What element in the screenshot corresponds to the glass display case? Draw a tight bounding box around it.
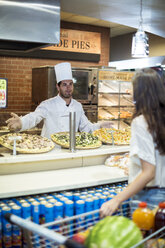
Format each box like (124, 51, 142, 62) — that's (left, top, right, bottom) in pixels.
(98, 69, 134, 129)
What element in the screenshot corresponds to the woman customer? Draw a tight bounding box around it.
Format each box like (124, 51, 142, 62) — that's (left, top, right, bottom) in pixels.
(100, 68, 165, 217)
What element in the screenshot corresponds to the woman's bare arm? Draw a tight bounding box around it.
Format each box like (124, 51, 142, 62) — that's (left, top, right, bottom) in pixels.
(100, 159, 155, 217)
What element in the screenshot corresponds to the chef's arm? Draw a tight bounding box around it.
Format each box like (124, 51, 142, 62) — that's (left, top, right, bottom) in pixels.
(99, 121, 113, 129)
(78, 109, 100, 132)
(20, 113, 42, 131)
(79, 110, 113, 132)
(20, 105, 46, 131)
(6, 103, 47, 132)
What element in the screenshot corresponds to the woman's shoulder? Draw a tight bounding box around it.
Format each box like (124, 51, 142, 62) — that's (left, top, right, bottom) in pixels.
(132, 115, 147, 128)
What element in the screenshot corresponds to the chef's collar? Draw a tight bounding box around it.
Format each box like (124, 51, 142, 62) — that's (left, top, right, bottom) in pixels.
(57, 94, 73, 106)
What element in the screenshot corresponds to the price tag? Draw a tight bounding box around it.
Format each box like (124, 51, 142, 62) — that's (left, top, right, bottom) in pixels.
(0, 78, 8, 108)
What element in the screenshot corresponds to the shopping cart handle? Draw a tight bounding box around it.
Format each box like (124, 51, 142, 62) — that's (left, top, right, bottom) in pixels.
(64, 239, 86, 248)
(5, 213, 86, 247)
(5, 213, 13, 224)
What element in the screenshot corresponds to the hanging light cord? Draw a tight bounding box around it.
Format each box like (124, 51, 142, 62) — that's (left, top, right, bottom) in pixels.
(139, 0, 143, 31)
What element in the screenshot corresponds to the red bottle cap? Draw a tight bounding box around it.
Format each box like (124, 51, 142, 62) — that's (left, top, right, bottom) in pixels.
(139, 202, 147, 208)
(158, 202, 165, 209)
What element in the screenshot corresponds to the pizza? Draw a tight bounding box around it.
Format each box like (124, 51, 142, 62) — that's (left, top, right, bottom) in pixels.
(0, 126, 10, 133)
(0, 126, 41, 135)
(0, 133, 55, 153)
(93, 128, 131, 145)
(51, 132, 102, 149)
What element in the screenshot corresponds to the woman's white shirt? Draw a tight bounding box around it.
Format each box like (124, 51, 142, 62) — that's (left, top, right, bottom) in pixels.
(129, 115, 165, 187)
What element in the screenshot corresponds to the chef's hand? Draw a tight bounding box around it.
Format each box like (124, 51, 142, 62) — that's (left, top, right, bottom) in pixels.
(6, 113, 22, 131)
(124, 167, 129, 176)
(100, 121, 113, 129)
(100, 198, 120, 218)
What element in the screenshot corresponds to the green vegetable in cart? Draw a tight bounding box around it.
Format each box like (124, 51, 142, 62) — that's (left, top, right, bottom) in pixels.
(85, 215, 143, 248)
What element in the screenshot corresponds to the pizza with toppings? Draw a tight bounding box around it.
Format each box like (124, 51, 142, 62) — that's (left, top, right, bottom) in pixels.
(93, 128, 131, 145)
(0, 126, 41, 135)
(51, 132, 102, 149)
(0, 133, 55, 153)
(0, 126, 10, 133)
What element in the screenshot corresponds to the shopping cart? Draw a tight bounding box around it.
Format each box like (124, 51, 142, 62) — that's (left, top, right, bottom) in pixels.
(5, 200, 165, 248)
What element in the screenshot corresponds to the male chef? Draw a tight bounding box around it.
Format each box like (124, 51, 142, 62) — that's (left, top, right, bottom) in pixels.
(6, 62, 112, 139)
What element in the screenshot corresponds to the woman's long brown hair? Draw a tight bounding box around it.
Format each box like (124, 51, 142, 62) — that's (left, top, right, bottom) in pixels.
(132, 68, 165, 154)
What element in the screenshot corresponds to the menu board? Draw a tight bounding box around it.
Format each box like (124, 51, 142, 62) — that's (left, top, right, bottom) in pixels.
(99, 71, 134, 82)
(0, 78, 8, 108)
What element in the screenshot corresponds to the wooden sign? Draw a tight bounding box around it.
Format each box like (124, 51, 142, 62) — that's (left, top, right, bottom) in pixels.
(99, 71, 134, 82)
(42, 29, 101, 54)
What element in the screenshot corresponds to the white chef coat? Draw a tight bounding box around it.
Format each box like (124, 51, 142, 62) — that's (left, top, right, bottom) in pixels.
(129, 115, 165, 187)
(21, 95, 100, 139)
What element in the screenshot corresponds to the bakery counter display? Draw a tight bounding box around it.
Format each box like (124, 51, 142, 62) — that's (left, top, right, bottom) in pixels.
(0, 138, 129, 176)
(119, 110, 132, 119)
(107, 120, 129, 130)
(98, 90, 134, 128)
(98, 108, 115, 120)
(0, 164, 128, 199)
(98, 109, 131, 130)
(98, 94, 119, 107)
(98, 70, 134, 129)
(120, 93, 133, 105)
(98, 107, 128, 121)
(99, 80, 119, 93)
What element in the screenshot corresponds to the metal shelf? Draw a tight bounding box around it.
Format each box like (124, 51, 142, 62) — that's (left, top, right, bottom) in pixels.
(99, 92, 131, 95)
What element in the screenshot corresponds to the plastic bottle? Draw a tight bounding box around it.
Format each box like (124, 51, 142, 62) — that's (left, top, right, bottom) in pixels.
(154, 202, 165, 231)
(132, 202, 154, 237)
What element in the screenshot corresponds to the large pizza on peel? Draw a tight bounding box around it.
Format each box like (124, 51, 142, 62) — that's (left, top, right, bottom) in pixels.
(51, 132, 102, 149)
(93, 128, 131, 145)
(0, 133, 55, 153)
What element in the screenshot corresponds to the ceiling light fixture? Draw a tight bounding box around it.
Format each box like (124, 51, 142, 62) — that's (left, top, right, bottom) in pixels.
(131, 0, 149, 58)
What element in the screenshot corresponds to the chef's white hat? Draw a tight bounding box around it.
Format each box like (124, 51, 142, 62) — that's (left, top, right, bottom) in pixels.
(54, 62, 73, 84)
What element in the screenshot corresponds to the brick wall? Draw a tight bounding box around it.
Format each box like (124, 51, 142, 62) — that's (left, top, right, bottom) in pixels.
(0, 22, 110, 121)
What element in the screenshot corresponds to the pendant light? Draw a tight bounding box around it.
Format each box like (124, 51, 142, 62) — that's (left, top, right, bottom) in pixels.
(131, 0, 149, 57)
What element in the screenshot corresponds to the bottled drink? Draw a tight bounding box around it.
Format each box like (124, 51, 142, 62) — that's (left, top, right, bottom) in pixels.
(132, 202, 154, 237)
(154, 202, 165, 231)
